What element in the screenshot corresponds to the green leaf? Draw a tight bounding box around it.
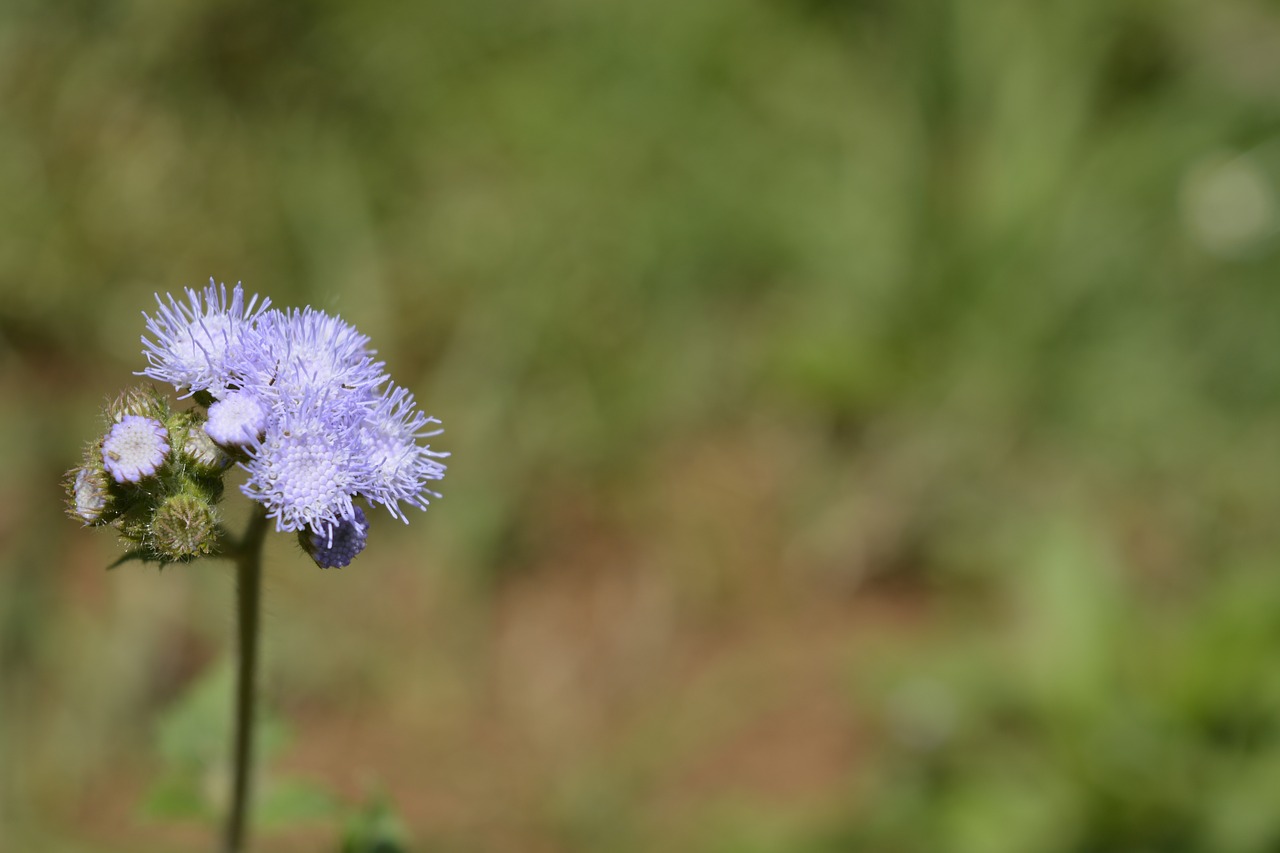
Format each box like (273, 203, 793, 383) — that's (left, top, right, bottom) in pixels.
(155, 660, 291, 770)
(142, 773, 213, 821)
(257, 778, 339, 827)
(156, 662, 235, 769)
(342, 796, 411, 853)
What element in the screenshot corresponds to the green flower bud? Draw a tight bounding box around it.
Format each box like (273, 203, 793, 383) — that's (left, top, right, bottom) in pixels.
(174, 412, 233, 475)
(64, 438, 120, 525)
(72, 384, 235, 568)
(106, 384, 169, 424)
(65, 463, 111, 525)
(150, 493, 220, 561)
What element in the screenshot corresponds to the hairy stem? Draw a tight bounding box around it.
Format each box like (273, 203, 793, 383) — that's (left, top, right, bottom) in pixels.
(223, 506, 269, 853)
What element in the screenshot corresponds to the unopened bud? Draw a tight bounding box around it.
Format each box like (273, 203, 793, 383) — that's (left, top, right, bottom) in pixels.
(177, 413, 232, 474)
(300, 507, 369, 569)
(151, 493, 219, 561)
(106, 385, 169, 424)
(65, 465, 111, 525)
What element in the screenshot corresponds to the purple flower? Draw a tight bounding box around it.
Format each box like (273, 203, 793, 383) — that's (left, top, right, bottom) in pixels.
(140, 279, 270, 396)
(358, 384, 447, 520)
(141, 281, 449, 565)
(205, 391, 269, 447)
(102, 415, 170, 483)
(252, 307, 386, 399)
(302, 506, 369, 568)
(239, 390, 365, 536)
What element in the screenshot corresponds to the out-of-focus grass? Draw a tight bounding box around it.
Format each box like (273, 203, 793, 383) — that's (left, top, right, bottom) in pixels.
(4, 0, 1280, 850)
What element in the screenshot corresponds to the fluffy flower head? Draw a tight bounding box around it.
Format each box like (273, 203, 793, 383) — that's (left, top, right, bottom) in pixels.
(139, 280, 448, 566)
(253, 307, 386, 399)
(205, 391, 269, 447)
(358, 385, 447, 519)
(141, 279, 270, 396)
(239, 392, 364, 537)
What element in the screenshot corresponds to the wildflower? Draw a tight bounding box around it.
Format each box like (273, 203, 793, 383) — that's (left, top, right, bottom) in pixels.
(240, 391, 364, 538)
(358, 385, 447, 520)
(135, 280, 447, 566)
(102, 415, 170, 483)
(301, 506, 369, 568)
(205, 391, 269, 448)
(140, 279, 270, 396)
(70, 279, 447, 853)
(252, 306, 385, 398)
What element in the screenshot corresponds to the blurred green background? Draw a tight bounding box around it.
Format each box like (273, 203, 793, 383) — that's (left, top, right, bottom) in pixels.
(4, 0, 1280, 850)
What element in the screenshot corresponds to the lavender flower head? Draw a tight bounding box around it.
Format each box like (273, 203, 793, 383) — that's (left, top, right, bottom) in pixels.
(102, 415, 170, 483)
(205, 391, 269, 447)
(141, 281, 271, 397)
(140, 280, 448, 559)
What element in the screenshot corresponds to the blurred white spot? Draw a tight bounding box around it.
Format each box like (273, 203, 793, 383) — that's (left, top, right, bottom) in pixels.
(1180, 150, 1277, 256)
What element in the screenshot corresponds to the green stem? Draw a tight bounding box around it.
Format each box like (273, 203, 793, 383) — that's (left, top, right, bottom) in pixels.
(223, 506, 269, 853)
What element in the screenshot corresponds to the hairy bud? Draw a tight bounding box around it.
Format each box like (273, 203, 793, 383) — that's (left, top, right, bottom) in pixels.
(106, 384, 169, 424)
(151, 493, 220, 561)
(65, 464, 111, 525)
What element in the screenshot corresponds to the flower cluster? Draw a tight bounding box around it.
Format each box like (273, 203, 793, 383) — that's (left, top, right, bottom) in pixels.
(65, 279, 447, 570)
(140, 280, 448, 566)
(64, 386, 229, 564)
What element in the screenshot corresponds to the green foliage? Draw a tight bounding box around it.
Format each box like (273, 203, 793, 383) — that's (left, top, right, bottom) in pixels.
(841, 518, 1280, 853)
(8, 0, 1280, 849)
(144, 660, 290, 823)
(143, 661, 407, 848)
(341, 796, 410, 853)
(258, 779, 340, 828)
